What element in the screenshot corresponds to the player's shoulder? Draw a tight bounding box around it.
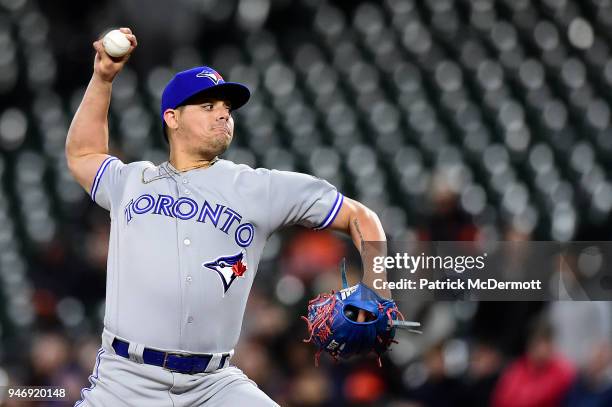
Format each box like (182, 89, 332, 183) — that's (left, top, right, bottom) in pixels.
(117, 159, 158, 172)
(122, 159, 157, 169)
(217, 158, 273, 178)
(218, 159, 323, 183)
(111, 158, 161, 180)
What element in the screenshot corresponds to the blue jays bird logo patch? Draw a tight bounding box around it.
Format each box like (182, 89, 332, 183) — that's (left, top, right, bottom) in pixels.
(203, 252, 247, 294)
(196, 69, 224, 84)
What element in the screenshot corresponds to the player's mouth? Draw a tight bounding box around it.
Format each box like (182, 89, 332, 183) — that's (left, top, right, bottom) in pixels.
(211, 125, 230, 135)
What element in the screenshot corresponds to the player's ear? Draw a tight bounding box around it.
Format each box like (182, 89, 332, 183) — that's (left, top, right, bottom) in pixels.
(163, 108, 180, 131)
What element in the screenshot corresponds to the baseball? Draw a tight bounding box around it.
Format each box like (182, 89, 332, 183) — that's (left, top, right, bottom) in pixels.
(102, 29, 131, 58)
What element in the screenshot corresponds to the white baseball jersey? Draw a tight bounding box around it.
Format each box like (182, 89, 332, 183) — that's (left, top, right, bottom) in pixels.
(91, 156, 344, 354)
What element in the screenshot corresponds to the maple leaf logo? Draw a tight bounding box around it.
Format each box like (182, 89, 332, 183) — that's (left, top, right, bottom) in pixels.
(232, 260, 247, 277)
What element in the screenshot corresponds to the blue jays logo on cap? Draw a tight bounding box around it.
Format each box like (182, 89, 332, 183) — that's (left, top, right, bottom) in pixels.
(203, 252, 248, 294)
(196, 68, 224, 84)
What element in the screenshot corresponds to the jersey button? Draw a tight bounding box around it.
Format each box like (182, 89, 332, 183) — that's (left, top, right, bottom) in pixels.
(186, 276, 192, 282)
(182, 179, 189, 184)
(183, 238, 191, 246)
(184, 189, 191, 195)
(187, 316, 194, 323)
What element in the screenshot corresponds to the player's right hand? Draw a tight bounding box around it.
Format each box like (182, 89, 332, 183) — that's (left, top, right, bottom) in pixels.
(92, 27, 137, 83)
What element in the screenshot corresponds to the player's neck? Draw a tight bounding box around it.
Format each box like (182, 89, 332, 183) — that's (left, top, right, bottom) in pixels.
(168, 150, 218, 172)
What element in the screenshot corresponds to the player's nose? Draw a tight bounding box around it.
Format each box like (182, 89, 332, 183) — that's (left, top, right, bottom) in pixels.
(214, 105, 230, 121)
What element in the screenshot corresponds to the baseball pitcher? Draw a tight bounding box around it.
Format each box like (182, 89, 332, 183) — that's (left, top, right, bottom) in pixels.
(66, 28, 399, 406)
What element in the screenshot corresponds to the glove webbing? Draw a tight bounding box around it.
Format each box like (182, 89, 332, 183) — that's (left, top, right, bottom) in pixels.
(301, 292, 338, 366)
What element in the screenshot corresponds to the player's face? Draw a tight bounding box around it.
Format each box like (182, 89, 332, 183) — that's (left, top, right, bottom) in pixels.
(176, 96, 234, 157)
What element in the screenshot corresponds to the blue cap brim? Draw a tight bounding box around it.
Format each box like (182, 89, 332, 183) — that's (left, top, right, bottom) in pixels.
(179, 82, 250, 111)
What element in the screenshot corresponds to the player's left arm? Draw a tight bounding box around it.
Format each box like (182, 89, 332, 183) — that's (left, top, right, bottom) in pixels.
(328, 197, 391, 298)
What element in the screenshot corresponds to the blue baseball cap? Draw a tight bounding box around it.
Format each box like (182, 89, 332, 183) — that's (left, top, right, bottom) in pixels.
(160, 66, 250, 140)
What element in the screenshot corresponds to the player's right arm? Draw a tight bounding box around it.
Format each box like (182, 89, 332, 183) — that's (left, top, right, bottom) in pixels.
(65, 28, 137, 194)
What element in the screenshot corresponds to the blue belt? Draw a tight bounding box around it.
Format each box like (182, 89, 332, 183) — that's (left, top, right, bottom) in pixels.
(111, 338, 230, 374)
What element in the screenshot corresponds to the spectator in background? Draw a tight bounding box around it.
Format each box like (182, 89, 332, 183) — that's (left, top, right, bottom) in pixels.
(281, 229, 347, 282)
(28, 333, 70, 387)
(471, 300, 545, 357)
(404, 341, 463, 407)
(459, 340, 504, 407)
(341, 360, 389, 406)
(421, 172, 478, 242)
(550, 301, 611, 368)
(26, 332, 78, 406)
(287, 366, 334, 407)
(563, 342, 612, 407)
(491, 315, 575, 407)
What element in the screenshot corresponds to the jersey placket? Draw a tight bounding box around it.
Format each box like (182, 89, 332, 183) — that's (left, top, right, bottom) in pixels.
(175, 172, 196, 349)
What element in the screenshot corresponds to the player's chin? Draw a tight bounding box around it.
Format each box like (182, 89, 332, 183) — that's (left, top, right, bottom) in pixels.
(206, 132, 233, 155)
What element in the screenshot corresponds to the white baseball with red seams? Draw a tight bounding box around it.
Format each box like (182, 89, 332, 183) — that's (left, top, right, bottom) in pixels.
(102, 30, 130, 57)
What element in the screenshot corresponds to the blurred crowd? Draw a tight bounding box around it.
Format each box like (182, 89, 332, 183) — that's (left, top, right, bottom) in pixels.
(2, 260, 612, 407)
(1, 169, 612, 407)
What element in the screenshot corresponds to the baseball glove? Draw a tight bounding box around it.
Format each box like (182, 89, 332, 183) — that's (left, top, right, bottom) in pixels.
(302, 259, 421, 366)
